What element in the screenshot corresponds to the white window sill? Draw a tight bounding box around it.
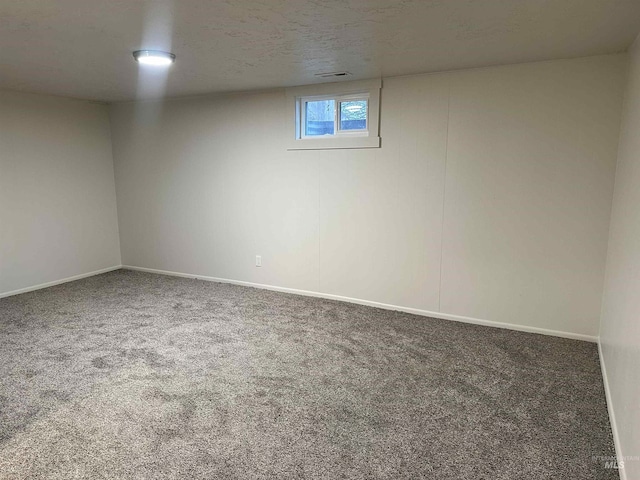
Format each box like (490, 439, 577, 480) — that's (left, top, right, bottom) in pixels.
(287, 135, 380, 150)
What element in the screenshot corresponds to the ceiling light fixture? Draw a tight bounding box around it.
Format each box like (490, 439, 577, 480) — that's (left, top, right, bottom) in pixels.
(133, 50, 175, 66)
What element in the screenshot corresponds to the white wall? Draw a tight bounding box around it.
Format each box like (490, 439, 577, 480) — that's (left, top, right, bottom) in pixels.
(600, 36, 640, 480)
(441, 58, 626, 336)
(0, 91, 121, 296)
(109, 54, 627, 339)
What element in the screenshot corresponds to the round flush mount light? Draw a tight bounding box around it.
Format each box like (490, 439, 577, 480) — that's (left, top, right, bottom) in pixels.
(132, 50, 175, 66)
(344, 104, 363, 113)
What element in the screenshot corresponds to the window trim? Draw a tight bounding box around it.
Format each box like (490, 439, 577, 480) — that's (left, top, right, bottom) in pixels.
(286, 78, 381, 150)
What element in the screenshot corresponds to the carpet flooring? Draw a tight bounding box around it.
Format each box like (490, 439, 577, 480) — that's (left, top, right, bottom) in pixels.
(0, 270, 618, 479)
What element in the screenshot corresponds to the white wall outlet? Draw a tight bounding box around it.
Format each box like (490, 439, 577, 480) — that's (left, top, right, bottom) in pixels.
(255, 255, 262, 267)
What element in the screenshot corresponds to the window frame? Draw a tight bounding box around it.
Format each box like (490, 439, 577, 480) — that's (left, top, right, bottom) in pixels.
(286, 78, 381, 150)
(299, 93, 370, 139)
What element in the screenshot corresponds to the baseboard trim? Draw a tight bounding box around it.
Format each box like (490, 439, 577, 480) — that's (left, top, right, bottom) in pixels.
(0, 265, 123, 299)
(122, 265, 597, 343)
(598, 341, 627, 479)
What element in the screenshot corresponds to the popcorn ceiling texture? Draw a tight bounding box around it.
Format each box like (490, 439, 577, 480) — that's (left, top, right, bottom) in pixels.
(0, 270, 617, 479)
(1, 0, 640, 101)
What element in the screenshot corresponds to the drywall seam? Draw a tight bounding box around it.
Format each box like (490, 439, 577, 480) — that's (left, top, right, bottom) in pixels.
(437, 78, 451, 312)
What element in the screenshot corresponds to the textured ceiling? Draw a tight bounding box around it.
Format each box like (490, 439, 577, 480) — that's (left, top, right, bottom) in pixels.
(1, 0, 640, 102)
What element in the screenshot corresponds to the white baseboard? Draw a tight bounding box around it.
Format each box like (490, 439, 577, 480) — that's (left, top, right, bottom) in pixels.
(0, 265, 123, 299)
(122, 265, 597, 343)
(598, 341, 627, 480)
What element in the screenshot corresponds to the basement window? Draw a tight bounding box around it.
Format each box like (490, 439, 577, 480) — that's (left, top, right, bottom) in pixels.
(301, 95, 368, 138)
(286, 79, 381, 150)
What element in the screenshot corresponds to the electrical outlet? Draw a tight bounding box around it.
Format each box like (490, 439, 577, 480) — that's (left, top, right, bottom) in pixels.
(256, 255, 262, 267)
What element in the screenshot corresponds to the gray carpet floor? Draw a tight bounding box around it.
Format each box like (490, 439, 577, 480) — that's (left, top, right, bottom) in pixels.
(0, 270, 618, 479)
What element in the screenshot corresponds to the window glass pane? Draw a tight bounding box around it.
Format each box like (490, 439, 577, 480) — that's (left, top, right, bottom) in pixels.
(305, 100, 335, 136)
(340, 100, 367, 130)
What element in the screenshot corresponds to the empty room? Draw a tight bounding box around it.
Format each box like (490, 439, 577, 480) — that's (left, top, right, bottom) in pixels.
(1, 0, 640, 478)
